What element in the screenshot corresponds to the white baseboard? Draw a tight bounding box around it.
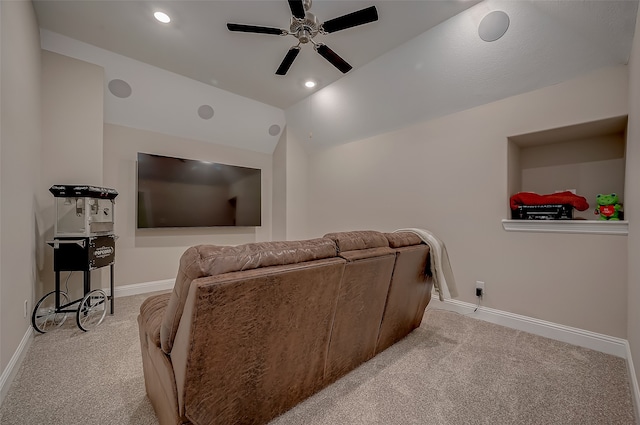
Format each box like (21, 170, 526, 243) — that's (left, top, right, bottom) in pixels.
(0, 326, 33, 406)
(626, 342, 640, 425)
(103, 279, 174, 298)
(428, 297, 628, 358)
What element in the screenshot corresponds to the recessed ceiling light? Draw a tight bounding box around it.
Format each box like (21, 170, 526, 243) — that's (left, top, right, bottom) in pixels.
(305, 81, 316, 88)
(154, 11, 171, 24)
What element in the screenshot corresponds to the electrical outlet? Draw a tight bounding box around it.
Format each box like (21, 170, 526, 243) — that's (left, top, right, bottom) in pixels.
(475, 281, 485, 297)
(24, 300, 28, 318)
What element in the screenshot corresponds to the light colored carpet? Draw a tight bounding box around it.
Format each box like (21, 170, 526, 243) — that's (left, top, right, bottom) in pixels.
(0, 293, 635, 425)
(273, 308, 636, 425)
(0, 292, 161, 425)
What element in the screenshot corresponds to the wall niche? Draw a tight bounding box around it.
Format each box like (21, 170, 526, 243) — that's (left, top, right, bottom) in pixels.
(507, 115, 628, 221)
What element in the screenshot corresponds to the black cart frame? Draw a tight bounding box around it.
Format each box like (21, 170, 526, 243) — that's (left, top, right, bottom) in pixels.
(32, 185, 119, 333)
(32, 236, 116, 333)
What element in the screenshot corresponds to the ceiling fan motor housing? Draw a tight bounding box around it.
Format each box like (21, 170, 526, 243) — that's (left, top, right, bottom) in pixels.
(290, 13, 319, 43)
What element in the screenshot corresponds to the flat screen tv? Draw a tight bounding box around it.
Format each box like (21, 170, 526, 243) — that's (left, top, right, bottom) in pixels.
(136, 153, 261, 228)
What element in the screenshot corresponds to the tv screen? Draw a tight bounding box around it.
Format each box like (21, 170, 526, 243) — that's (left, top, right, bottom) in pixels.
(136, 153, 261, 228)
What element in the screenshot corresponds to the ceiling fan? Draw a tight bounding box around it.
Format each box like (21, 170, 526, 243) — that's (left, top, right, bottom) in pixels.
(227, 0, 379, 75)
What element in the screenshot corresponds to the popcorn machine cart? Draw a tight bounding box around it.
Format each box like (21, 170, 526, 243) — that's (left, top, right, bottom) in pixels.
(32, 185, 118, 333)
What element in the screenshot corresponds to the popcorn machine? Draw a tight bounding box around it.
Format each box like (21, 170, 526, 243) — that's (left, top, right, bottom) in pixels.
(32, 185, 118, 332)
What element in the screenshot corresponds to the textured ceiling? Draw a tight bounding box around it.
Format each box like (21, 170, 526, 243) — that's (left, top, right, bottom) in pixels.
(285, 0, 639, 149)
(33, 0, 480, 109)
(34, 0, 639, 153)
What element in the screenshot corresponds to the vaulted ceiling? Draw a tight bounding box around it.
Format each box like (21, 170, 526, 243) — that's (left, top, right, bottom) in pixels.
(33, 0, 639, 152)
(34, 0, 481, 109)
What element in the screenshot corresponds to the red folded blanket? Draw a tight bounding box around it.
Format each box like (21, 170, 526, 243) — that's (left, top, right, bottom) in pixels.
(510, 191, 590, 211)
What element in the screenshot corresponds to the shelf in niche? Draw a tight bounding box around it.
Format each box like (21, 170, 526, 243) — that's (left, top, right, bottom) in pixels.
(502, 219, 628, 235)
(506, 115, 629, 236)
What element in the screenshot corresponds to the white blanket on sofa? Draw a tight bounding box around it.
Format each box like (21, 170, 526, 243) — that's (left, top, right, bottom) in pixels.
(393, 228, 458, 301)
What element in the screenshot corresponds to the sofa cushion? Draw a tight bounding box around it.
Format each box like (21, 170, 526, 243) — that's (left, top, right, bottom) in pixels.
(376, 244, 431, 354)
(139, 292, 171, 349)
(339, 247, 395, 262)
(324, 252, 396, 384)
(160, 238, 338, 353)
(385, 232, 423, 248)
(323, 230, 389, 253)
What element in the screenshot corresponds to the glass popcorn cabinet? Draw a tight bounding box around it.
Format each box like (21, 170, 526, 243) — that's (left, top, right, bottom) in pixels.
(32, 185, 119, 333)
(52, 187, 116, 237)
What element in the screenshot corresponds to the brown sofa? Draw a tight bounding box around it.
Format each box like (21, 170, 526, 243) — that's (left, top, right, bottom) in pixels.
(137, 230, 433, 425)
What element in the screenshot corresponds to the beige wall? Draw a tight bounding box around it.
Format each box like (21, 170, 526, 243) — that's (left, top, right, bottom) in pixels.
(270, 129, 309, 242)
(41, 51, 104, 188)
(284, 131, 309, 241)
(272, 132, 287, 241)
(626, 5, 640, 396)
(103, 124, 272, 286)
(0, 0, 41, 385)
(299, 65, 629, 338)
(39, 50, 104, 299)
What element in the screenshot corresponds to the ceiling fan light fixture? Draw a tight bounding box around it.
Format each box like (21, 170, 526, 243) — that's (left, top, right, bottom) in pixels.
(154, 11, 171, 24)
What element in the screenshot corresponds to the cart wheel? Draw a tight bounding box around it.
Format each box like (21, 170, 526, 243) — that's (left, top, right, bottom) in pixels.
(32, 291, 70, 334)
(76, 289, 107, 332)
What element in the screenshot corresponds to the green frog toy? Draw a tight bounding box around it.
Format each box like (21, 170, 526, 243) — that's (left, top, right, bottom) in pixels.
(595, 193, 622, 221)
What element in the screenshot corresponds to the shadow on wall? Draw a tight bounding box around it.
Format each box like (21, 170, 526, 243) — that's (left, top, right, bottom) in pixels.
(133, 227, 259, 248)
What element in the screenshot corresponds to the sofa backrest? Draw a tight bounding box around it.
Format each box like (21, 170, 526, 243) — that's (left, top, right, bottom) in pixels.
(147, 230, 435, 425)
(376, 232, 432, 354)
(171, 257, 347, 425)
(322, 231, 396, 383)
(160, 238, 338, 353)
(324, 230, 389, 252)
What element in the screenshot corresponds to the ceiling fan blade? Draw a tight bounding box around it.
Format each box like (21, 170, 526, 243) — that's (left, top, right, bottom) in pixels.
(322, 6, 378, 33)
(227, 23, 284, 35)
(316, 44, 352, 74)
(276, 47, 301, 75)
(288, 0, 306, 20)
